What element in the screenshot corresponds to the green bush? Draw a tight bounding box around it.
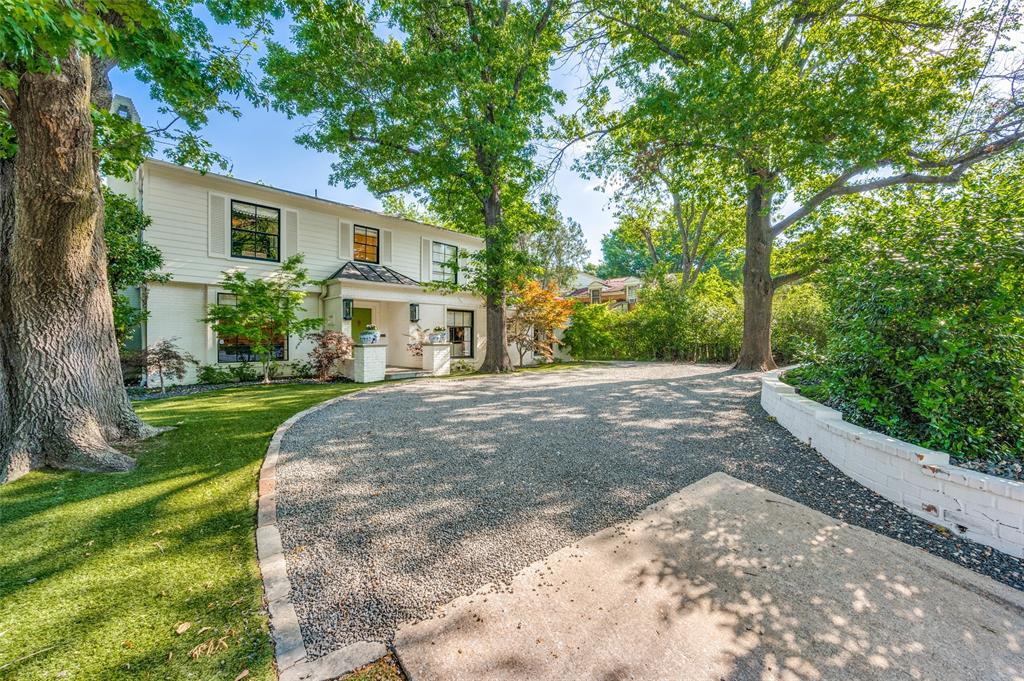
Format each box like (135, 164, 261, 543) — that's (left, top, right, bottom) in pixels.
(562, 269, 744, 362)
(772, 283, 827, 365)
(196, 364, 235, 385)
(562, 301, 621, 359)
(289, 360, 315, 379)
(790, 158, 1024, 461)
(228, 361, 259, 383)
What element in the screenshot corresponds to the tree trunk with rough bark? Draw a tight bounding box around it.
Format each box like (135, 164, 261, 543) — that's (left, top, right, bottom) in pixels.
(734, 177, 778, 372)
(479, 188, 512, 373)
(0, 51, 154, 484)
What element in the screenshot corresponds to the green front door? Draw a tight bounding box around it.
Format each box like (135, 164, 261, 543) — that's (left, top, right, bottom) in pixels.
(352, 307, 373, 339)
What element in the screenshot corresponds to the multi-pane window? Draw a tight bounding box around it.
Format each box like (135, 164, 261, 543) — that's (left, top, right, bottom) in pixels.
(215, 294, 288, 363)
(431, 242, 458, 283)
(590, 288, 602, 304)
(353, 225, 379, 263)
(626, 285, 638, 303)
(231, 200, 280, 262)
(447, 309, 474, 358)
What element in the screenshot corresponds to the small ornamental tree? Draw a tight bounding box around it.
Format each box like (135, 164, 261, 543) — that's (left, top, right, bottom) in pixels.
(144, 339, 197, 393)
(306, 330, 354, 381)
(202, 256, 323, 384)
(506, 281, 574, 367)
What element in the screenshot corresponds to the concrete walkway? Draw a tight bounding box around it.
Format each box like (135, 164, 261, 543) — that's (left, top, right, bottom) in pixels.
(395, 474, 1024, 681)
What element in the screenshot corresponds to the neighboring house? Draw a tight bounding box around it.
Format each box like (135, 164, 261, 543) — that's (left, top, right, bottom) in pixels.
(566, 274, 643, 312)
(107, 158, 516, 384)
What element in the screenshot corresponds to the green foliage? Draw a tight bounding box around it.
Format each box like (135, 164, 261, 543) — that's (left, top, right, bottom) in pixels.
(0, 381, 367, 680)
(771, 284, 827, 365)
(196, 364, 236, 385)
(288, 360, 315, 379)
(596, 226, 663, 278)
(1, 0, 282, 168)
(203, 256, 323, 383)
(561, 301, 621, 359)
(103, 188, 167, 348)
(563, 269, 748, 362)
(263, 0, 571, 302)
(229, 362, 259, 383)
(793, 159, 1024, 461)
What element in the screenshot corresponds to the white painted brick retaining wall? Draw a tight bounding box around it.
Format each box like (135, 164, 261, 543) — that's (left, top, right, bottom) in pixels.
(761, 369, 1024, 558)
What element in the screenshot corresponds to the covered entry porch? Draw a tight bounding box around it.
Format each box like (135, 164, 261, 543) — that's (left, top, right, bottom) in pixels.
(321, 261, 485, 379)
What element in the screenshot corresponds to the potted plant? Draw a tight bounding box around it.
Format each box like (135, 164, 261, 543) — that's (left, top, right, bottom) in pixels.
(429, 326, 447, 343)
(359, 323, 380, 344)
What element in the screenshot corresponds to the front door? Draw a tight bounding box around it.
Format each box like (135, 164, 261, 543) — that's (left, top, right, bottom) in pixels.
(352, 307, 373, 339)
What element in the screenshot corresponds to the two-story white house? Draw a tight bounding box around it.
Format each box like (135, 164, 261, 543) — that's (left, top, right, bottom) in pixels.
(107, 158, 507, 384)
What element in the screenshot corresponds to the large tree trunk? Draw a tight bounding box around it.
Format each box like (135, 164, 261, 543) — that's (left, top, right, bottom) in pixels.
(734, 176, 778, 372)
(0, 50, 155, 484)
(479, 187, 512, 373)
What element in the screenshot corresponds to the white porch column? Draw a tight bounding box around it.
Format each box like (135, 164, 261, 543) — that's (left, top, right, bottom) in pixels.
(352, 343, 387, 383)
(421, 342, 451, 376)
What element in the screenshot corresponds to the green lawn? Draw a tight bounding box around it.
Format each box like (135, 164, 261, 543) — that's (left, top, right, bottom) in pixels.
(0, 382, 367, 680)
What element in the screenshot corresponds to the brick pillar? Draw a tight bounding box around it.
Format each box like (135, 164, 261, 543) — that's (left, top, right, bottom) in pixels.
(352, 343, 387, 383)
(422, 343, 451, 376)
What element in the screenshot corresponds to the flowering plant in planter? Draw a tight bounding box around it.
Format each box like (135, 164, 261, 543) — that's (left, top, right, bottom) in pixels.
(359, 323, 380, 344)
(428, 326, 447, 343)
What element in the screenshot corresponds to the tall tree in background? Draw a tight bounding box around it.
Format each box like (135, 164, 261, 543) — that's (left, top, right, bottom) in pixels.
(0, 1, 280, 482)
(264, 0, 570, 372)
(527, 197, 590, 288)
(581, 0, 1023, 370)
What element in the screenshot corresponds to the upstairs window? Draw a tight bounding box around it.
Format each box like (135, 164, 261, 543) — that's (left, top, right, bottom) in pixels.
(231, 200, 280, 262)
(590, 288, 602, 304)
(431, 242, 458, 283)
(354, 225, 379, 263)
(626, 285, 638, 303)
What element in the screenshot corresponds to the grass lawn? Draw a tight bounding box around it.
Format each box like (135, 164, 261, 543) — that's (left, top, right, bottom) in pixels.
(0, 382, 367, 680)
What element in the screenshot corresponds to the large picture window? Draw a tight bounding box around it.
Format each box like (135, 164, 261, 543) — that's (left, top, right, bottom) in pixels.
(215, 294, 288, 363)
(231, 200, 280, 262)
(447, 309, 474, 358)
(431, 242, 458, 283)
(353, 225, 379, 263)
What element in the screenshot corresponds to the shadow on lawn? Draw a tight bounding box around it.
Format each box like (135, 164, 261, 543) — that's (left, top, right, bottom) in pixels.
(0, 383, 362, 679)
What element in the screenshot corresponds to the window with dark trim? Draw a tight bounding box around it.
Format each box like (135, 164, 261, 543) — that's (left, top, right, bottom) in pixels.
(447, 309, 474, 358)
(230, 200, 280, 262)
(353, 225, 379, 263)
(431, 242, 458, 283)
(215, 293, 288, 363)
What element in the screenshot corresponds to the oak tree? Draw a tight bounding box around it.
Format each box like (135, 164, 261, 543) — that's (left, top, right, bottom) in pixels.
(580, 0, 1023, 369)
(1, 0, 282, 481)
(263, 0, 571, 372)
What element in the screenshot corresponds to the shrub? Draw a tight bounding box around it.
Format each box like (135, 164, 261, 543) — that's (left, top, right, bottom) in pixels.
(289, 360, 315, 379)
(228, 361, 258, 383)
(772, 283, 827, 365)
(562, 269, 744, 363)
(791, 159, 1024, 461)
(562, 301, 621, 360)
(196, 364, 235, 384)
(307, 330, 354, 381)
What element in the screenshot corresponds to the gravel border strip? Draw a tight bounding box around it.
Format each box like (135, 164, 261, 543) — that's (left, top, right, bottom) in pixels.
(258, 390, 389, 681)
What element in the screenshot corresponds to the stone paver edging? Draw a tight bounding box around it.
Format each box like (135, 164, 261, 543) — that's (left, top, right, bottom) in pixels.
(761, 368, 1024, 558)
(257, 389, 389, 681)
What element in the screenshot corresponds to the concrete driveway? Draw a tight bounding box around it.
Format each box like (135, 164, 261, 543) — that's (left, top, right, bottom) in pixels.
(396, 473, 1024, 680)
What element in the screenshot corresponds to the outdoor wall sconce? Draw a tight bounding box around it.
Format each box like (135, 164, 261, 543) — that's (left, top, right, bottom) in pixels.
(410, 303, 420, 323)
(342, 298, 353, 320)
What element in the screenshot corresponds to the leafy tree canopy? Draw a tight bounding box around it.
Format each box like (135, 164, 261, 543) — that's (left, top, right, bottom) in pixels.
(1, 0, 285, 173)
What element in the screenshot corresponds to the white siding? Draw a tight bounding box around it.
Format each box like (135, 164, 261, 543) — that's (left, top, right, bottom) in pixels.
(140, 161, 482, 287)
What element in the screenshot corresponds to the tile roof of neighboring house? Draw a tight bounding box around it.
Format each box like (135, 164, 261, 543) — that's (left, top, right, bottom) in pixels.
(602, 277, 631, 292)
(328, 261, 421, 286)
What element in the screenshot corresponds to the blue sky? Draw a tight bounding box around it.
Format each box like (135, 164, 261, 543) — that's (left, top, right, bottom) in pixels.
(109, 17, 610, 264)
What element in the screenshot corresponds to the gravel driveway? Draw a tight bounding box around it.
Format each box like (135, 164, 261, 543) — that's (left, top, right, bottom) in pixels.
(275, 362, 1024, 658)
